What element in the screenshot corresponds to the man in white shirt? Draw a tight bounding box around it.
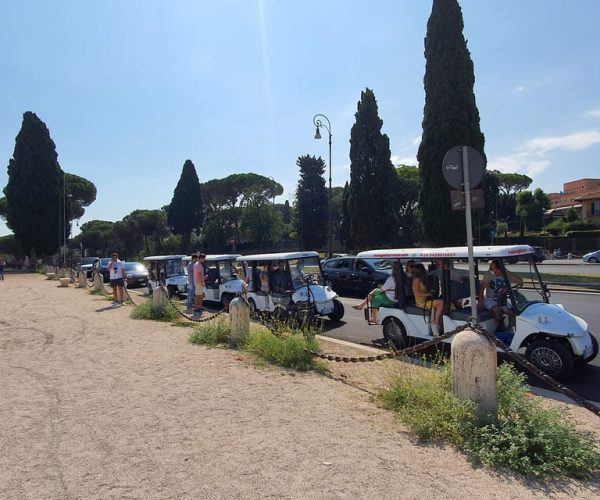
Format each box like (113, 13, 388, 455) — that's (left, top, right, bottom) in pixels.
(107, 252, 126, 305)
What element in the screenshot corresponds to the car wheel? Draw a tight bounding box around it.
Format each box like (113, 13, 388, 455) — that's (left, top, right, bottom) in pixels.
(525, 339, 574, 380)
(382, 317, 408, 350)
(589, 257, 598, 263)
(327, 298, 345, 322)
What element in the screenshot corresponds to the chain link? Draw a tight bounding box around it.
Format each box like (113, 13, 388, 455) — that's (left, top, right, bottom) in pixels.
(165, 289, 227, 323)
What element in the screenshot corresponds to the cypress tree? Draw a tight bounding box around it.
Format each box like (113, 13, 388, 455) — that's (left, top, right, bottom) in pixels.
(348, 88, 399, 249)
(167, 159, 203, 252)
(339, 181, 352, 250)
(417, 0, 485, 245)
(295, 154, 328, 250)
(4, 111, 63, 257)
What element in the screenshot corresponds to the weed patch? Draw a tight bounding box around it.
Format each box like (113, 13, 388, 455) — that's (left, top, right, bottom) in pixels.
(189, 317, 230, 346)
(378, 364, 600, 479)
(244, 329, 322, 371)
(130, 299, 180, 322)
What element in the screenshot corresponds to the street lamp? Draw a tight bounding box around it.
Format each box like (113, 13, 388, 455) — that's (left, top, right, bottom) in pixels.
(313, 114, 332, 259)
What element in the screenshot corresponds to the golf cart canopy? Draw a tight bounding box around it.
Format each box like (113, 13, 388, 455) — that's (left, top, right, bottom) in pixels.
(182, 254, 241, 262)
(357, 245, 534, 260)
(237, 251, 320, 262)
(143, 255, 187, 262)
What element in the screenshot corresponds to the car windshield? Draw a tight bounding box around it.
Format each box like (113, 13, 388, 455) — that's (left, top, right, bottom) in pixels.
(124, 262, 146, 272)
(364, 258, 393, 270)
(100, 258, 111, 267)
(81, 257, 97, 265)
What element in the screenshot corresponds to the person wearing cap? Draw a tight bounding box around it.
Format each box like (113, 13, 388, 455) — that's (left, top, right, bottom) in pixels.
(107, 252, 126, 305)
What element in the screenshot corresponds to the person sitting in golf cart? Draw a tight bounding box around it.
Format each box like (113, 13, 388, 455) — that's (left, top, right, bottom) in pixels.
(291, 261, 306, 288)
(478, 259, 523, 330)
(271, 260, 292, 293)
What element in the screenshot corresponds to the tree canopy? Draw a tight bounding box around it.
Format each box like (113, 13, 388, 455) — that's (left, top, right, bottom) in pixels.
(348, 88, 399, 249)
(167, 159, 203, 252)
(294, 154, 328, 250)
(417, 0, 485, 245)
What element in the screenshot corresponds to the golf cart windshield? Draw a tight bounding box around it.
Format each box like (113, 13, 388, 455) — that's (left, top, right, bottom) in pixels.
(290, 256, 323, 289)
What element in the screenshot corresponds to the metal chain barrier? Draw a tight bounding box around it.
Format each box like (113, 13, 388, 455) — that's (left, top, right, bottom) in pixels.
(165, 290, 227, 323)
(305, 323, 471, 363)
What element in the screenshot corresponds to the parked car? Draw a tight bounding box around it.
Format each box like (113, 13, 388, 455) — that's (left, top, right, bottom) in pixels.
(321, 256, 392, 295)
(583, 250, 600, 264)
(79, 257, 99, 278)
(123, 262, 150, 288)
(92, 257, 111, 283)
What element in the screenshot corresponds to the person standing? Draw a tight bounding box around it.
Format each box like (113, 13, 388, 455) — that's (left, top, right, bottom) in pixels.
(193, 253, 206, 313)
(0, 256, 5, 280)
(107, 252, 126, 305)
(186, 254, 198, 312)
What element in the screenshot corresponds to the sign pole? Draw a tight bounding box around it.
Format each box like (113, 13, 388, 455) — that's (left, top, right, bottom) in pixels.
(462, 146, 478, 324)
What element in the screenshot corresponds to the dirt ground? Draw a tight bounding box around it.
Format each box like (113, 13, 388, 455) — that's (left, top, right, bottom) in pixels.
(1, 273, 599, 499)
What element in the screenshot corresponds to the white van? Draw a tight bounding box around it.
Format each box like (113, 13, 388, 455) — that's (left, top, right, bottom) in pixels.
(182, 254, 244, 308)
(357, 245, 598, 380)
(237, 251, 344, 322)
(143, 255, 188, 298)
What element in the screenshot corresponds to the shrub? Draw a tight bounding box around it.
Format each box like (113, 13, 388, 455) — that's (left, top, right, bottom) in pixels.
(244, 329, 321, 371)
(543, 219, 566, 236)
(378, 363, 600, 479)
(130, 298, 180, 322)
(189, 317, 230, 346)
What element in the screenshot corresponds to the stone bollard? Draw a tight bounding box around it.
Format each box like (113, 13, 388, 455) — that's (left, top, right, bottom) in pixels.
(152, 286, 168, 313)
(46, 272, 56, 280)
(59, 277, 70, 287)
(229, 297, 249, 347)
(78, 272, 88, 288)
(451, 327, 497, 419)
(93, 273, 105, 292)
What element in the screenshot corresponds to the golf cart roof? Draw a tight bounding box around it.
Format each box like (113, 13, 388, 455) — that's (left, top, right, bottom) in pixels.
(143, 255, 187, 262)
(237, 251, 320, 262)
(182, 254, 241, 262)
(357, 245, 534, 260)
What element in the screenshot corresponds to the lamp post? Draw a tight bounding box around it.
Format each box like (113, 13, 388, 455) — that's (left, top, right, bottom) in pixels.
(313, 114, 332, 259)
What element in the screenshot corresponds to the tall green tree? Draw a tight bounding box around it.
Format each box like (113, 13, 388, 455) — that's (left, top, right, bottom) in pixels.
(64, 172, 97, 238)
(294, 154, 328, 250)
(3, 112, 63, 257)
(395, 165, 421, 245)
(348, 88, 399, 249)
(167, 159, 203, 252)
(339, 181, 352, 250)
(417, 0, 485, 245)
(516, 188, 551, 235)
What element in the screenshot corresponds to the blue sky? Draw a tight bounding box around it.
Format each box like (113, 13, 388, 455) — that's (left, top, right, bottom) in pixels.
(2, 0, 600, 237)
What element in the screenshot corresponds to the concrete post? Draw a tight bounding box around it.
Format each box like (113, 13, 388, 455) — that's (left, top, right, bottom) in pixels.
(452, 327, 497, 419)
(93, 273, 104, 292)
(152, 286, 168, 313)
(59, 277, 71, 287)
(78, 272, 88, 288)
(46, 273, 56, 280)
(229, 297, 249, 347)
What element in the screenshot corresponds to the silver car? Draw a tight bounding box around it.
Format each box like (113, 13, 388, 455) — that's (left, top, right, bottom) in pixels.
(583, 250, 600, 263)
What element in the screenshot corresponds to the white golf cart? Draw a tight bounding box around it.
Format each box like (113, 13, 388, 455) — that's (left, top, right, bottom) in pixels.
(182, 254, 244, 308)
(237, 251, 345, 322)
(144, 255, 188, 298)
(357, 245, 598, 380)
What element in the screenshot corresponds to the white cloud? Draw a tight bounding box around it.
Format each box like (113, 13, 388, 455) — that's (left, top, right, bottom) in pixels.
(515, 85, 525, 92)
(488, 129, 600, 179)
(391, 155, 417, 166)
(411, 135, 422, 146)
(585, 107, 600, 118)
(524, 130, 600, 154)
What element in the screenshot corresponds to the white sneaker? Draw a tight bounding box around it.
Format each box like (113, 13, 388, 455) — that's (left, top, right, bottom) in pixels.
(431, 324, 440, 337)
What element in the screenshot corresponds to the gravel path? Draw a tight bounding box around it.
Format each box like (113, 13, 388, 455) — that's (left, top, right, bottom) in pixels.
(1, 273, 599, 499)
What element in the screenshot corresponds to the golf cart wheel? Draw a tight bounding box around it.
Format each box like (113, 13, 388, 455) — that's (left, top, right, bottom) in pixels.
(166, 285, 177, 298)
(382, 318, 408, 350)
(221, 293, 234, 310)
(525, 339, 574, 380)
(327, 299, 345, 322)
(247, 298, 257, 311)
(147, 283, 153, 296)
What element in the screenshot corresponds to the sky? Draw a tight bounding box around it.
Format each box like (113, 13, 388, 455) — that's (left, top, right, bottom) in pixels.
(1, 0, 600, 237)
